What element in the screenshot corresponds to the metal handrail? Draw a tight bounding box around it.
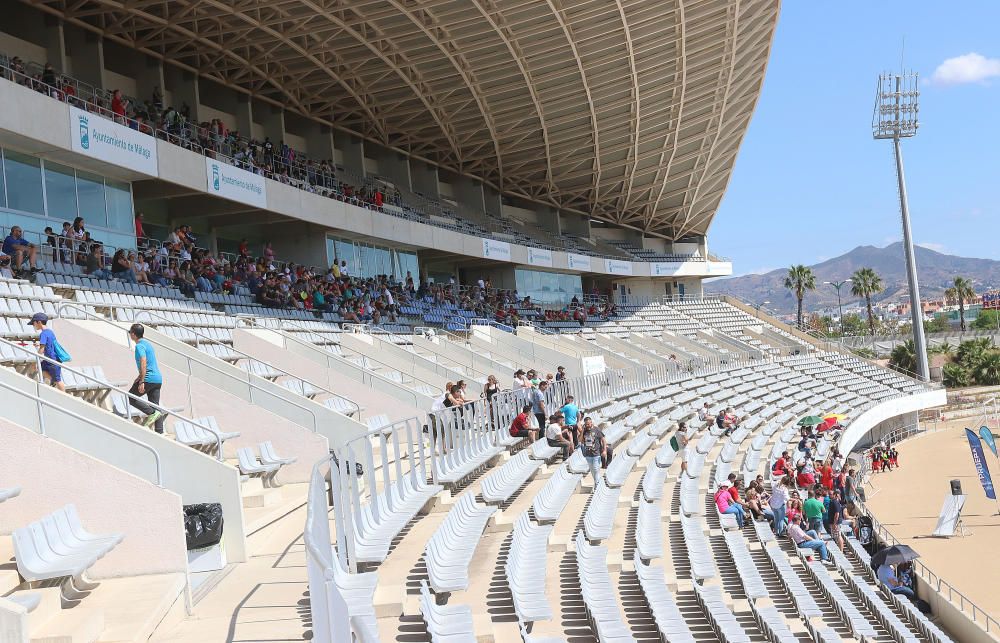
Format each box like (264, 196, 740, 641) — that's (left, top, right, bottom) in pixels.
(239, 317, 427, 408)
(54, 302, 323, 433)
(0, 376, 163, 485)
(0, 334, 226, 458)
(268, 318, 442, 390)
(851, 465, 1000, 635)
(130, 309, 362, 417)
(363, 327, 492, 383)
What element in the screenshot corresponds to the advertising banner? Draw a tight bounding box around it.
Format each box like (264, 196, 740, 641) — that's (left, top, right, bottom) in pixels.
(567, 253, 592, 271)
(966, 428, 996, 499)
(69, 106, 158, 177)
(605, 259, 633, 276)
(482, 238, 511, 261)
(651, 262, 678, 277)
(979, 425, 998, 457)
(206, 158, 267, 208)
(527, 247, 553, 267)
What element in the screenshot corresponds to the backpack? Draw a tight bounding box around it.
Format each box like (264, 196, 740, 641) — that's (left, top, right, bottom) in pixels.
(858, 515, 874, 546)
(52, 339, 72, 363)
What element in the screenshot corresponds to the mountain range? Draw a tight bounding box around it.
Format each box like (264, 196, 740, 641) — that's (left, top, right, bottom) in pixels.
(705, 242, 1000, 315)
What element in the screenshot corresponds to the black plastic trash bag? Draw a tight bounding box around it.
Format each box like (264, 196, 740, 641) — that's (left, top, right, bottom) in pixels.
(183, 503, 224, 550)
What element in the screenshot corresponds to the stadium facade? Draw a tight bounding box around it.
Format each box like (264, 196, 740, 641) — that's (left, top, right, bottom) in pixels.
(0, 0, 786, 301)
(0, 2, 991, 643)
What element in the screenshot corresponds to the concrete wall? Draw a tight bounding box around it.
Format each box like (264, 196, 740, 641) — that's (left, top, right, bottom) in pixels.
(838, 389, 948, 456)
(0, 420, 187, 579)
(54, 319, 330, 484)
(0, 360, 247, 563)
(0, 75, 732, 281)
(234, 329, 425, 425)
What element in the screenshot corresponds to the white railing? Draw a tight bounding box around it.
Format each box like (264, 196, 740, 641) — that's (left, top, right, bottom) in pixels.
(0, 335, 224, 459)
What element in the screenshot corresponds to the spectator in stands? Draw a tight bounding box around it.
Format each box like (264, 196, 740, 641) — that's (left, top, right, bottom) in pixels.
(545, 413, 573, 461)
(2, 226, 39, 275)
(134, 212, 145, 242)
(715, 481, 745, 528)
(110, 249, 138, 283)
(843, 468, 861, 513)
(509, 403, 537, 443)
(555, 365, 566, 381)
(127, 324, 165, 432)
(580, 417, 606, 486)
(878, 562, 916, 598)
(530, 380, 549, 429)
(111, 89, 128, 123)
(69, 217, 86, 263)
(824, 489, 850, 549)
(819, 459, 835, 490)
(787, 514, 832, 564)
(769, 475, 791, 536)
(560, 395, 581, 444)
(803, 489, 825, 534)
(85, 244, 110, 279)
(745, 487, 774, 523)
(29, 313, 66, 392)
(132, 253, 150, 284)
(697, 402, 711, 423)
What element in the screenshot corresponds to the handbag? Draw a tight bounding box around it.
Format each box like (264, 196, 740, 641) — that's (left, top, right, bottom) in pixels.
(52, 339, 72, 363)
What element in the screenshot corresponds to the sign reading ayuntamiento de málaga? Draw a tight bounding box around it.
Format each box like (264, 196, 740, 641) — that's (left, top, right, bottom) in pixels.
(69, 106, 158, 177)
(205, 158, 267, 208)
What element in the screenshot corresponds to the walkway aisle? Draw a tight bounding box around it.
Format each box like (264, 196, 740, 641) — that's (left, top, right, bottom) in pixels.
(149, 503, 313, 642)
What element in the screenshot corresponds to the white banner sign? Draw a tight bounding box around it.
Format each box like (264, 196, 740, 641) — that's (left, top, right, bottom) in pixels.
(651, 262, 679, 277)
(605, 259, 633, 275)
(581, 355, 607, 376)
(69, 106, 158, 177)
(567, 253, 592, 271)
(206, 158, 267, 208)
(482, 238, 511, 261)
(527, 247, 553, 267)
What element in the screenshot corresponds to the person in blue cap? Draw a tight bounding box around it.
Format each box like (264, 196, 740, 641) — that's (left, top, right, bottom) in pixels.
(29, 312, 65, 392)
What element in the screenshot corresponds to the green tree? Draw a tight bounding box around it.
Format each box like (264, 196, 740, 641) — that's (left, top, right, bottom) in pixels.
(944, 276, 976, 332)
(888, 340, 918, 376)
(942, 363, 971, 388)
(784, 265, 817, 330)
(972, 309, 1000, 331)
(841, 313, 867, 337)
(924, 316, 949, 334)
(851, 267, 884, 334)
(930, 341, 954, 357)
(958, 337, 995, 371)
(973, 352, 1000, 386)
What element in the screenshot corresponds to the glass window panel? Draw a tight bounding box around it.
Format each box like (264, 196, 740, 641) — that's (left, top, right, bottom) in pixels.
(43, 161, 79, 220)
(4, 151, 44, 214)
(76, 171, 107, 227)
(105, 180, 133, 232)
(514, 268, 581, 304)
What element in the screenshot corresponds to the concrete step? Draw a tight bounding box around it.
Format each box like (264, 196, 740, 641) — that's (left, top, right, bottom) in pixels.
(242, 487, 281, 509)
(31, 607, 104, 643)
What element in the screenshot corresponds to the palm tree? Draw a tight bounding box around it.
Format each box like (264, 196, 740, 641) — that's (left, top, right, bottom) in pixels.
(973, 352, 1000, 386)
(944, 276, 976, 332)
(888, 339, 919, 376)
(784, 265, 816, 329)
(958, 337, 994, 371)
(850, 267, 884, 335)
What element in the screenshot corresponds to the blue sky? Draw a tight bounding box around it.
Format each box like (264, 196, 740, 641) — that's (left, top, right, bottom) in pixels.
(709, 1, 1000, 277)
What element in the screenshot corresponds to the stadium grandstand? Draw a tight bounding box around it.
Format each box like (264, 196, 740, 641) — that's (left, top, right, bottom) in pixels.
(0, 2, 989, 642)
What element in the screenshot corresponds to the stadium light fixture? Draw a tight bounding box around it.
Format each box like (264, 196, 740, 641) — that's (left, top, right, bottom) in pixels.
(824, 280, 852, 336)
(873, 71, 929, 381)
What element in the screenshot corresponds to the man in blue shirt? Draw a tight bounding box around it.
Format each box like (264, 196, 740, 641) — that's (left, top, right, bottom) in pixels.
(2, 226, 39, 275)
(29, 312, 65, 392)
(560, 394, 581, 445)
(128, 323, 165, 433)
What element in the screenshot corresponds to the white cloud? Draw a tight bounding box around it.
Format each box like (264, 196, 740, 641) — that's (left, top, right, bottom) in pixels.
(917, 242, 947, 253)
(930, 53, 1000, 85)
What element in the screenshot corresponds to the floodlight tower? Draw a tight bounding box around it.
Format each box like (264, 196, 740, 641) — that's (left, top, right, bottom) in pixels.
(873, 71, 928, 381)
